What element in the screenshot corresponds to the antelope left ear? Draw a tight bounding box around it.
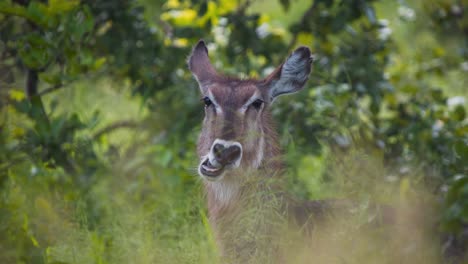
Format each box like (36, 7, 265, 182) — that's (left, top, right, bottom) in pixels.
(188, 40, 219, 93)
(262, 47, 313, 102)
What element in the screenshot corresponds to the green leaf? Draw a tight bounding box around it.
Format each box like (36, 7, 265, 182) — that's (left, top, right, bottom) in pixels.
(66, 6, 94, 41)
(0, 2, 28, 17)
(48, 0, 80, 14)
(26, 1, 50, 28)
(18, 33, 54, 70)
(92, 57, 107, 70)
(451, 105, 466, 121)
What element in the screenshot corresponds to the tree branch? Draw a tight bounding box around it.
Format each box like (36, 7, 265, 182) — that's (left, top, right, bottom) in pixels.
(236, 0, 252, 15)
(26, 69, 38, 98)
(157, 18, 173, 40)
(38, 83, 65, 96)
(93, 120, 139, 140)
(287, 2, 317, 52)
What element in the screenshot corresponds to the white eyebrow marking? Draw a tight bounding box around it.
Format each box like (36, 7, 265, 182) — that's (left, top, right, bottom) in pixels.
(239, 91, 262, 113)
(207, 89, 223, 113)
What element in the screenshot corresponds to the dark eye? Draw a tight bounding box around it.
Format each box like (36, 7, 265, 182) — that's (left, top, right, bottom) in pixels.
(202, 97, 212, 107)
(251, 99, 264, 109)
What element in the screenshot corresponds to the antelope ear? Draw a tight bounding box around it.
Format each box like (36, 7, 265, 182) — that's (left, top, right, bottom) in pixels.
(263, 47, 313, 102)
(188, 40, 218, 92)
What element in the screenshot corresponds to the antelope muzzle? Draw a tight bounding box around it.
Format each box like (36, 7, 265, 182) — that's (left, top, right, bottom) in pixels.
(199, 139, 243, 180)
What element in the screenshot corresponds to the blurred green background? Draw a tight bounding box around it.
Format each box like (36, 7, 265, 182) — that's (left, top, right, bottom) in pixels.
(0, 0, 467, 263)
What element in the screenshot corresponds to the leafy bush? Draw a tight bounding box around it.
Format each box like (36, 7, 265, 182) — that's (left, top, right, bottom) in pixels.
(0, 0, 466, 263)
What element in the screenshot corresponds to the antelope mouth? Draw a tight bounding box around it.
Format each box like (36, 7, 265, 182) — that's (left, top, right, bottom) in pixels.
(199, 158, 225, 180)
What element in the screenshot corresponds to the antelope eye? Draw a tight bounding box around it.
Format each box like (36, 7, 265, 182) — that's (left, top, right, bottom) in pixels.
(202, 97, 212, 107)
(251, 99, 264, 109)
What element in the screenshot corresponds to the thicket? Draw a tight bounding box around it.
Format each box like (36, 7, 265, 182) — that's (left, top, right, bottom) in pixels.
(0, 0, 466, 263)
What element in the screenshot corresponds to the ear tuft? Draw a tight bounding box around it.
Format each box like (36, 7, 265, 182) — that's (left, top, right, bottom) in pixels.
(195, 40, 209, 54)
(263, 46, 313, 101)
(290, 46, 313, 62)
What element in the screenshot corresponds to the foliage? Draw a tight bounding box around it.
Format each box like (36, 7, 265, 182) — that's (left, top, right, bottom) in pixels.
(0, 0, 467, 263)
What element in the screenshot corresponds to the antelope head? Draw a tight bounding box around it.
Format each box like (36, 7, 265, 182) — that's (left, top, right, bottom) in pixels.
(188, 40, 312, 182)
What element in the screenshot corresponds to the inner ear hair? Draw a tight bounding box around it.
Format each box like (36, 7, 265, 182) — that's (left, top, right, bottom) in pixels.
(264, 47, 313, 101)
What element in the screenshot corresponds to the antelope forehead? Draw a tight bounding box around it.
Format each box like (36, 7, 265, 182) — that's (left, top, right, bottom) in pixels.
(209, 84, 260, 108)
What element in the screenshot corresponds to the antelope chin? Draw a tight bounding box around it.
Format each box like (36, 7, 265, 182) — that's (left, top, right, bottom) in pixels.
(199, 158, 225, 180)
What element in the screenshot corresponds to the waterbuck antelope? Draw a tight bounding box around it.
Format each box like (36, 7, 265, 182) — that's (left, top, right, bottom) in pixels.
(188, 40, 335, 261)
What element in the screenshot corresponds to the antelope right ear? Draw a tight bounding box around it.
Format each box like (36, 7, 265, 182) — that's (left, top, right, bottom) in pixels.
(188, 40, 218, 92)
(262, 47, 313, 102)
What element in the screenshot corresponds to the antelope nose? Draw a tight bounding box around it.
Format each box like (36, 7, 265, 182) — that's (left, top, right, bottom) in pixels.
(213, 143, 242, 166)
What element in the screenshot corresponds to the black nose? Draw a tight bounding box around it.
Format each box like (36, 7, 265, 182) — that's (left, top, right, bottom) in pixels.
(213, 143, 241, 166)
